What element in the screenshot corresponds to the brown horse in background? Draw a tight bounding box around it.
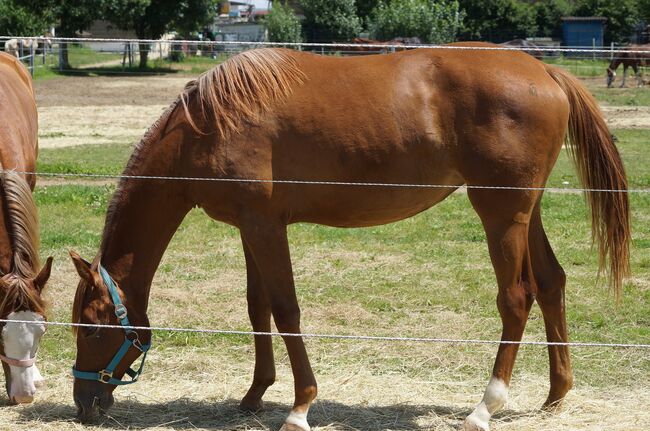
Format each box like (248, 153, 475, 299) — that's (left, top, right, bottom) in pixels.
(607, 44, 650, 87)
(0, 52, 53, 404)
(69, 43, 629, 431)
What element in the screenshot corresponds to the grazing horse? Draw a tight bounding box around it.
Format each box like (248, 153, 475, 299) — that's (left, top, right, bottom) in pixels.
(0, 52, 53, 404)
(607, 44, 650, 87)
(69, 43, 629, 431)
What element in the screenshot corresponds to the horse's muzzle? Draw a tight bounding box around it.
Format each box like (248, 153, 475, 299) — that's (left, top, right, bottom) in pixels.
(74, 381, 114, 423)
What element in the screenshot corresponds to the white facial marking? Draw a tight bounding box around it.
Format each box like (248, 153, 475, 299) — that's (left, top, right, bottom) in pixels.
(285, 408, 310, 431)
(2, 311, 45, 402)
(463, 377, 508, 431)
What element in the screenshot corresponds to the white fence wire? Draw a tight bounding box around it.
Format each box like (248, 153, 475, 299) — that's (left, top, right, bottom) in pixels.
(5, 170, 650, 194)
(1, 318, 649, 349)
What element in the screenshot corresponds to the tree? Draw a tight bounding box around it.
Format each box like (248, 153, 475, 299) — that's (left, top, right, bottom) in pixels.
(639, 0, 650, 21)
(105, 0, 217, 68)
(458, 0, 537, 42)
(0, 0, 51, 36)
(266, 1, 302, 43)
(355, 0, 377, 30)
(534, 0, 575, 39)
(574, 0, 639, 44)
(300, 0, 361, 42)
(49, 0, 105, 69)
(369, 0, 463, 44)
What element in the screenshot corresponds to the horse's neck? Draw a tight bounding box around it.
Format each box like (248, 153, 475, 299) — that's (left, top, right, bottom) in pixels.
(99, 129, 194, 316)
(609, 58, 621, 70)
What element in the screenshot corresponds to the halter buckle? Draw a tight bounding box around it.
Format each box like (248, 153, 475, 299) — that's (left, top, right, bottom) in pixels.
(114, 304, 128, 320)
(98, 369, 113, 384)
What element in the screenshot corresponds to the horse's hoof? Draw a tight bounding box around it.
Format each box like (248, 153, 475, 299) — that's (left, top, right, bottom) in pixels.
(280, 423, 310, 431)
(239, 397, 264, 413)
(462, 416, 489, 431)
(542, 397, 564, 412)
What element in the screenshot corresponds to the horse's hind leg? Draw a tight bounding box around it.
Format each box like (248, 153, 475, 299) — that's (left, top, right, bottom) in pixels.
(463, 188, 538, 431)
(620, 65, 628, 87)
(240, 238, 276, 412)
(529, 202, 573, 408)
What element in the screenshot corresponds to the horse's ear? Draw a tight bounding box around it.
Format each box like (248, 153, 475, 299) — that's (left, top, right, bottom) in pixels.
(69, 251, 94, 284)
(33, 256, 53, 292)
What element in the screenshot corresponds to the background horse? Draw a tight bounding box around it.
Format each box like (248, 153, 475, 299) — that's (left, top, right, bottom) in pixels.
(3, 37, 52, 59)
(69, 44, 629, 431)
(0, 52, 53, 404)
(607, 44, 650, 87)
(500, 38, 544, 60)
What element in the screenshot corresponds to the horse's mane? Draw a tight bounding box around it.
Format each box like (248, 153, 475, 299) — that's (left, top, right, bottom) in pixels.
(0, 169, 45, 314)
(180, 48, 305, 139)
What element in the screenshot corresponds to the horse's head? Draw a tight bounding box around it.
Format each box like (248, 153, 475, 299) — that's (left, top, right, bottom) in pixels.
(0, 256, 52, 404)
(69, 251, 149, 422)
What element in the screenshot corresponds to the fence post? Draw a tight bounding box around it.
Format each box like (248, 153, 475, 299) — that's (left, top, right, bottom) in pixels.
(610, 42, 614, 61)
(29, 43, 34, 76)
(592, 38, 596, 61)
(58, 42, 63, 72)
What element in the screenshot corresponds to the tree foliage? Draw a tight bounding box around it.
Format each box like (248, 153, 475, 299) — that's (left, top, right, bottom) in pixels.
(105, 0, 217, 67)
(458, 0, 537, 42)
(533, 0, 575, 39)
(574, 0, 640, 44)
(0, 0, 51, 36)
(369, 0, 463, 44)
(266, 1, 302, 43)
(300, 0, 361, 42)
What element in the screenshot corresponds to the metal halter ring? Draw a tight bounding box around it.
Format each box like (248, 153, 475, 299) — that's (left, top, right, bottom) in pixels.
(98, 369, 113, 383)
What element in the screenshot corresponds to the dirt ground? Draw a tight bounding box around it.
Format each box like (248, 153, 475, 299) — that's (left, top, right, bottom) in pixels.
(34, 74, 650, 149)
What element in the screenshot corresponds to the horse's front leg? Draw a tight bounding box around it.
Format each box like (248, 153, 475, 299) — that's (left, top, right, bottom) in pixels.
(240, 217, 317, 431)
(239, 238, 276, 412)
(620, 66, 628, 87)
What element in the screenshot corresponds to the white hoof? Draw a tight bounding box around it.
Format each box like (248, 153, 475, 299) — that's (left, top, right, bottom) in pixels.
(281, 410, 310, 431)
(462, 414, 489, 431)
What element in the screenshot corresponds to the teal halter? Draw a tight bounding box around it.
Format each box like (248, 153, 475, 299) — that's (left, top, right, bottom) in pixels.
(72, 264, 151, 385)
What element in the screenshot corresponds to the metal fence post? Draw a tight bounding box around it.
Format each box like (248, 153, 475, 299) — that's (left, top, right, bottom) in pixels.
(29, 43, 34, 76)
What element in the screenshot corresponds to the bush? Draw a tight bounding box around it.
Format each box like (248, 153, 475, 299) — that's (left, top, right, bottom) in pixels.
(300, 0, 362, 42)
(266, 1, 302, 43)
(369, 0, 463, 44)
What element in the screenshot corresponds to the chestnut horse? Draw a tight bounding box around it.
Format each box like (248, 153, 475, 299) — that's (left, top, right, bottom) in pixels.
(0, 52, 53, 404)
(606, 44, 650, 87)
(70, 43, 629, 431)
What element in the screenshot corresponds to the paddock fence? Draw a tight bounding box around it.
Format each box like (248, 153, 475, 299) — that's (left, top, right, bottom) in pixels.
(1, 36, 649, 79)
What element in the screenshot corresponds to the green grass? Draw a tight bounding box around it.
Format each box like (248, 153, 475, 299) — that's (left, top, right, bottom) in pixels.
(588, 84, 650, 106)
(544, 57, 611, 77)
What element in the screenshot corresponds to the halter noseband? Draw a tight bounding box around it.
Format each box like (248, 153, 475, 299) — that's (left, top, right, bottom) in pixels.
(72, 264, 151, 385)
(0, 353, 36, 368)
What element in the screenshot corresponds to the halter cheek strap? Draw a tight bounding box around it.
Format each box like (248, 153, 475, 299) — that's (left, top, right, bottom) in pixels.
(72, 264, 151, 385)
(0, 354, 36, 368)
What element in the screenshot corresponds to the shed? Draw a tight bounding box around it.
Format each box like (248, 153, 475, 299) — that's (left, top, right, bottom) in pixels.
(562, 17, 607, 48)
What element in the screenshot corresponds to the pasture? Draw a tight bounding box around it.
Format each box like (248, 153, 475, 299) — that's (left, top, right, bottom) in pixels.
(0, 61, 648, 430)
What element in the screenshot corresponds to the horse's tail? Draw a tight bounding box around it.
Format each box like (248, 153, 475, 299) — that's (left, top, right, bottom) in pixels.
(544, 65, 630, 299)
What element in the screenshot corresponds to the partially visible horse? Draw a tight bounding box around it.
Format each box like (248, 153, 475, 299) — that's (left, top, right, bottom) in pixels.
(500, 38, 544, 60)
(3, 38, 52, 59)
(347, 37, 421, 53)
(607, 44, 650, 87)
(0, 52, 53, 404)
(69, 44, 629, 431)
